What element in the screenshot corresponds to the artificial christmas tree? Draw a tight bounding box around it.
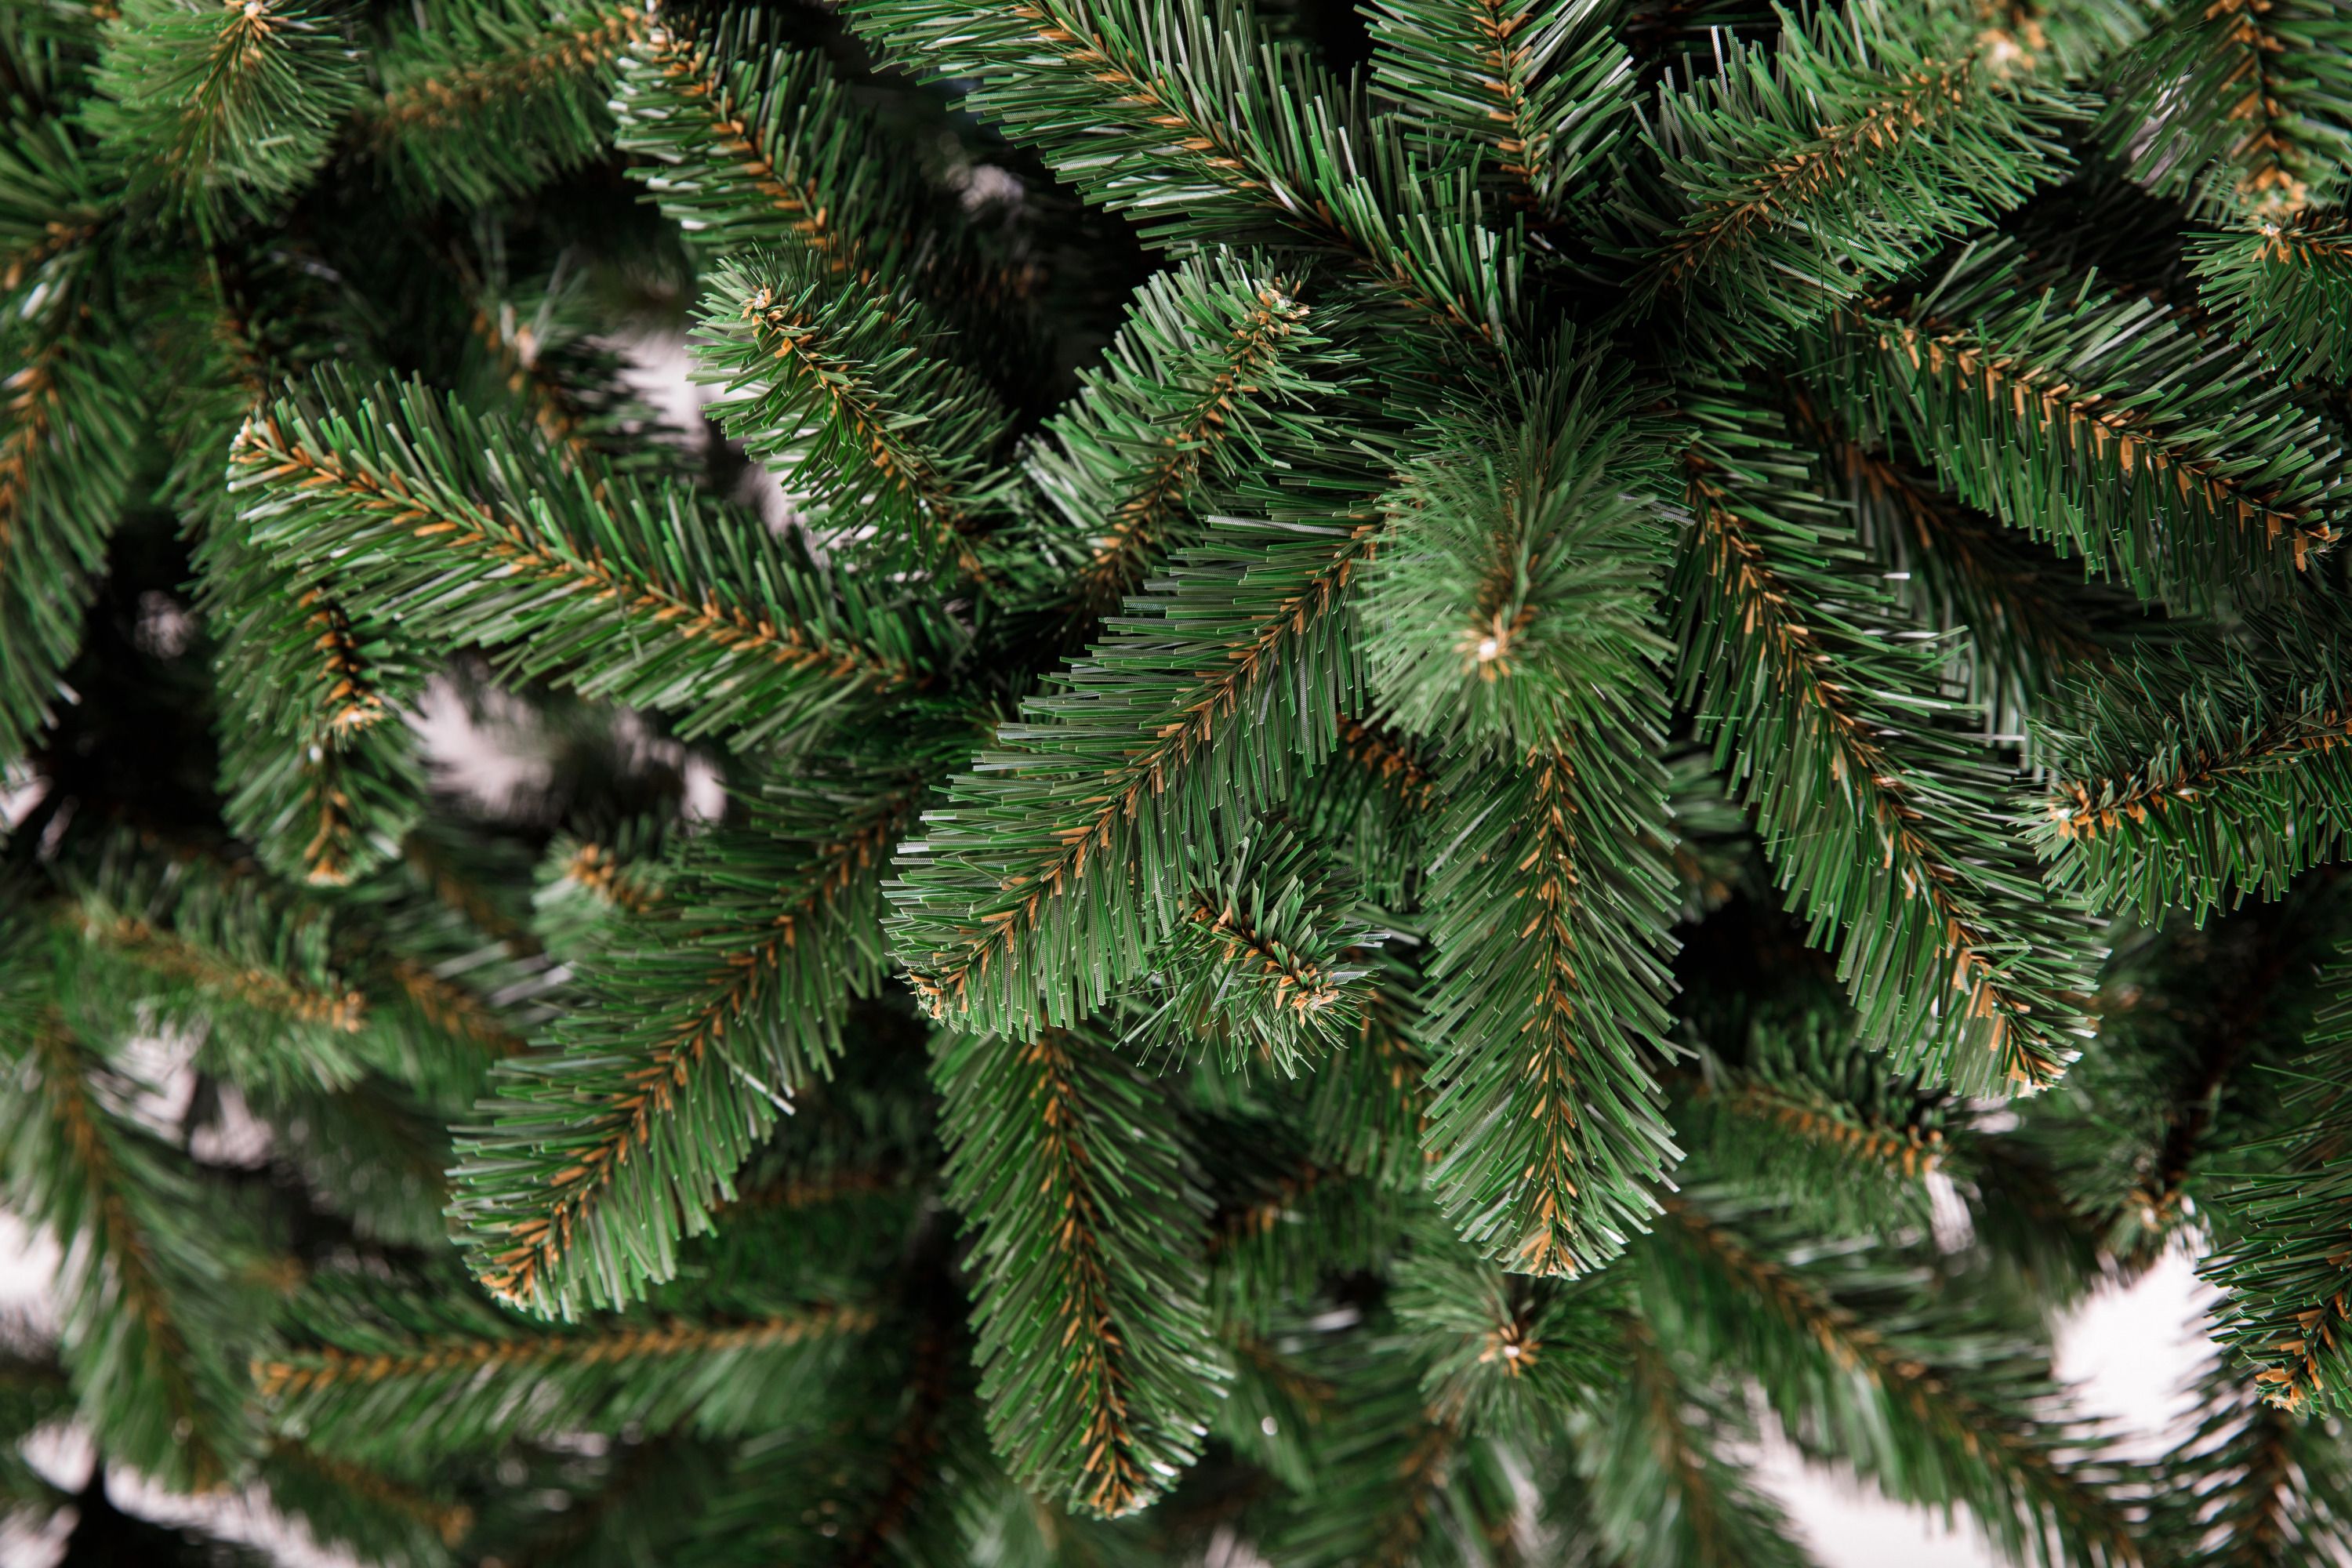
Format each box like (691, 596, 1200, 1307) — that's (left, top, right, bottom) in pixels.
(4, 0, 2352, 1559)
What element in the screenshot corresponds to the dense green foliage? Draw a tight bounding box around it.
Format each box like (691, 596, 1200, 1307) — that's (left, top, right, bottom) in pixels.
(7, 0, 2352, 1560)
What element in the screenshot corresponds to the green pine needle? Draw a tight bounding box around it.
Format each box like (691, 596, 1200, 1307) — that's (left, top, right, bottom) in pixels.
(1646, 1189, 2144, 1568)
(230, 374, 946, 750)
(0, 324, 141, 767)
(935, 1022, 1224, 1517)
(0, 902, 267, 1493)
(840, 0, 1519, 350)
(891, 503, 1378, 1036)
(88, 0, 361, 227)
(1807, 239, 2351, 606)
(2033, 631, 2352, 920)
(257, 1269, 873, 1462)
(1025, 250, 1339, 619)
(2099, 0, 2352, 219)
(1359, 361, 1670, 747)
(1613, 3, 2082, 360)
(1675, 386, 2103, 1094)
(1365, 0, 1635, 219)
(365, 0, 644, 206)
(1418, 728, 1683, 1276)
(2191, 212, 2352, 383)
(453, 778, 917, 1317)
(693, 252, 1011, 577)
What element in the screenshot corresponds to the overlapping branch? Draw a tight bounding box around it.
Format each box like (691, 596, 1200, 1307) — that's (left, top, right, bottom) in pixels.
(456, 782, 918, 1316)
(230, 375, 938, 749)
(1675, 389, 2100, 1093)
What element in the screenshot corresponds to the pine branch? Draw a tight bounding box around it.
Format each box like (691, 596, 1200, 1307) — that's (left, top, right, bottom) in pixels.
(1216, 1327, 1334, 1492)
(672, 1309, 973, 1565)
(1286, 713, 1434, 922)
(2123, 902, 2320, 1260)
(1806, 240, 2350, 604)
(1363, 0, 1635, 217)
(1705, 1080, 1946, 1184)
(2003, 0, 2154, 81)
(1121, 827, 1381, 1078)
(615, 12, 1051, 386)
(1649, 1192, 2143, 1566)
(255, 1288, 874, 1461)
(64, 886, 361, 1036)
(1148, 912, 1354, 1071)
(2147, 1352, 2352, 1563)
(375, 956, 526, 1066)
(551, 838, 662, 916)
(891, 504, 1378, 1036)
(1614, 5, 2080, 358)
(2099, 0, 2352, 218)
(1780, 374, 2132, 702)
(1675, 389, 2101, 1094)
(154, 270, 296, 535)
(692, 252, 1010, 577)
(1419, 728, 1682, 1276)
(722, 1161, 909, 1217)
(55, 840, 377, 1093)
(838, 0, 1516, 349)
(455, 249, 655, 474)
(1359, 361, 1671, 746)
(405, 829, 540, 959)
(1581, 1322, 1820, 1568)
(1682, 1040, 1952, 1235)
(1270, 1358, 1523, 1568)
(230, 375, 941, 749)
(615, 15, 972, 305)
(1303, 949, 1432, 1187)
(341, 880, 554, 1107)
(0, 114, 112, 306)
(202, 535, 428, 887)
(454, 779, 919, 1316)
(529, 828, 670, 967)
(0, 7, 98, 132)
(1026, 251, 1334, 619)
(2031, 634, 2352, 920)
(1391, 1218, 1619, 1436)
(2201, 953, 2352, 1414)
(88, 0, 361, 227)
(0, 322, 140, 765)
(935, 1023, 1224, 1517)
(22, 0, 2352, 1543)
(1334, 713, 1439, 811)
(165, 270, 427, 890)
(466, 303, 593, 469)
(365, 0, 646, 205)
(1287, 1405, 1465, 1567)
(1202, 1125, 1401, 1330)
(2190, 212, 2352, 383)
(1, 1007, 261, 1491)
